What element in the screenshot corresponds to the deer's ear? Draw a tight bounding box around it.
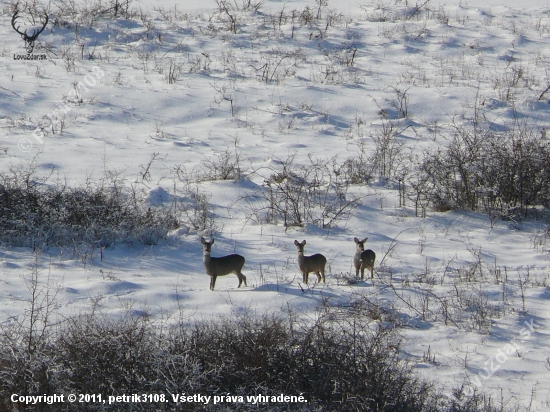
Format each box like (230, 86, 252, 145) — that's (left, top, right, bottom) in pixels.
(210, 238, 215, 245)
(302, 240, 306, 245)
(354, 237, 359, 243)
(362, 238, 368, 243)
(294, 240, 299, 246)
(201, 237, 206, 244)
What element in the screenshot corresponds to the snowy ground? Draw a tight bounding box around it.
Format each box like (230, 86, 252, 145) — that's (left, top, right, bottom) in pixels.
(1, 0, 550, 409)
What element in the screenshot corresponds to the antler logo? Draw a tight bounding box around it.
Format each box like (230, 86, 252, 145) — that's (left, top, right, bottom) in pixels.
(11, 10, 49, 54)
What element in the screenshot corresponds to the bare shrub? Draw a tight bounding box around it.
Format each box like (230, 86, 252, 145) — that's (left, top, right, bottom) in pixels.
(361, 0, 438, 23)
(412, 118, 550, 218)
(370, 117, 408, 182)
(253, 47, 305, 84)
(214, 0, 264, 33)
(0, 305, 494, 411)
(200, 148, 241, 181)
(165, 59, 184, 84)
(389, 86, 411, 119)
(55, 313, 205, 409)
(181, 184, 216, 232)
(319, 42, 358, 67)
(334, 140, 376, 185)
(0, 287, 508, 412)
(0, 163, 179, 248)
(251, 155, 361, 229)
(447, 282, 503, 333)
(0, 255, 61, 405)
(172, 165, 218, 232)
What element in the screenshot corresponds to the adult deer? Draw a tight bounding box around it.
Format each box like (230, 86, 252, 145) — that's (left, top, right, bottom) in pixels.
(201, 237, 246, 291)
(353, 237, 376, 280)
(12, 10, 48, 54)
(294, 240, 326, 284)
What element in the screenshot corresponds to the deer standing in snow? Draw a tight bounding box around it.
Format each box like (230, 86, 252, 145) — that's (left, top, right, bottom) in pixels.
(294, 239, 326, 284)
(353, 237, 376, 280)
(201, 237, 246, 291)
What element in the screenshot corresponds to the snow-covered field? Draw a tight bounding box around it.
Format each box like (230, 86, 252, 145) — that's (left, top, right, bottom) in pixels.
(2, 0, 550, 408)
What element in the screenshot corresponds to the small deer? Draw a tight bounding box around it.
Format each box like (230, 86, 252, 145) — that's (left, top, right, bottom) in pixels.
(201, 237, 246, 291)
(294, 240, 326, 284)
(353, 237, 376, 280)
